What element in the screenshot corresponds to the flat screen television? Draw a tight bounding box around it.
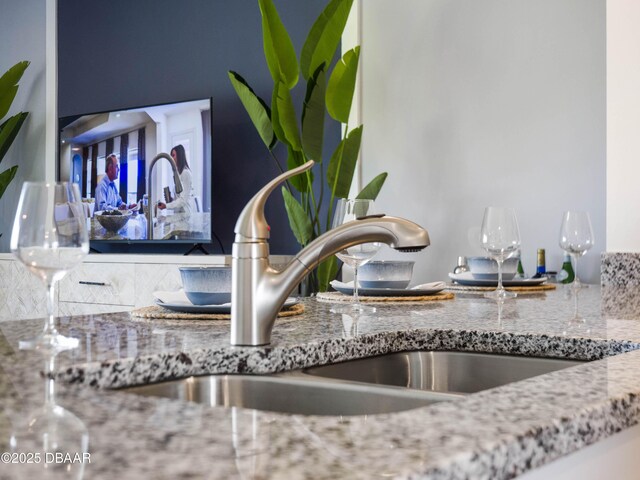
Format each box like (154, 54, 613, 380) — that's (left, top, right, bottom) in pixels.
(58, 97, 214, 253)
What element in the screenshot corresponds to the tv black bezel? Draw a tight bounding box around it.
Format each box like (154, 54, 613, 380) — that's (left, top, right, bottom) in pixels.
(57, 96, 217, 254)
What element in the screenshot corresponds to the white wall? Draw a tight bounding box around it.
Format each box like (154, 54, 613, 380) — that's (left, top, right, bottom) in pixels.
(607, 0, 640, 251)
(357, 0, 605, 284)
(0, 0, 47, 251)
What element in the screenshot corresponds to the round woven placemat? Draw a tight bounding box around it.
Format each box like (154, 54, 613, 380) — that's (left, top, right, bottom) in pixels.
(316, 291, 454, 303)
(130, 302, 305, 320)
(445, 283, 556, 293)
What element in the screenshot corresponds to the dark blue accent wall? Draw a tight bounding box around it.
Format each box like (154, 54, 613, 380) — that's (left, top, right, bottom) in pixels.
(58, 0, 340, 255)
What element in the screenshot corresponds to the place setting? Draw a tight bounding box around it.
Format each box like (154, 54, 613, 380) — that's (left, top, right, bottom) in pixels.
(327, 260, 450, 298)
(446, 207, 555, 296)
(131, 266, 304, 320)
(447, 256, 553, 293)
(315, 199, 454, 311)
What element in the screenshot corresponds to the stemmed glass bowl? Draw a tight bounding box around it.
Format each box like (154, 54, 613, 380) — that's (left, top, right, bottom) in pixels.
(10, 350, 89, 480)
(558, 211, 594, 289)
(10, 182, 89, 353)
(331, 199, 381, 312)
(480, 207, 521, 300)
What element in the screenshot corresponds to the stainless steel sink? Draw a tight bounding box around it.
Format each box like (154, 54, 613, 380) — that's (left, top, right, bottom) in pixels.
(122, 374, 461, 416)
(122, 351, 585, 416)
(302, 350, 585, 394)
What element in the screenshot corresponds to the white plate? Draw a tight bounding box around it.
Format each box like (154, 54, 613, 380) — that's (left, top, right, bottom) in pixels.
(332, 285, 445, 297)
(155, 297, 299, 314)
(448, 272, 547, 287)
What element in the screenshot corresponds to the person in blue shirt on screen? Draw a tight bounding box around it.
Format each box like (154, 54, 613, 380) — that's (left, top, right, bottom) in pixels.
(95, 154, 136, 211)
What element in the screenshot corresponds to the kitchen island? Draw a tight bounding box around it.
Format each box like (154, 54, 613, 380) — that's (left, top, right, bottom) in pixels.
(1, 286, 640, 479)
(90, 211, 211, 240)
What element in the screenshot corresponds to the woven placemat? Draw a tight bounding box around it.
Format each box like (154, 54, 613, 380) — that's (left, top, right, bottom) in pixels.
(130, 302, 305, 320)
(445, 283, 556, 293)
(316, 291, 454, 303)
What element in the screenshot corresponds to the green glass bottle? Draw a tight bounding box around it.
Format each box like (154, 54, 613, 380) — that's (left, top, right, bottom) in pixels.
(560, 253, 575, 284)
(516, 258, 525, 278)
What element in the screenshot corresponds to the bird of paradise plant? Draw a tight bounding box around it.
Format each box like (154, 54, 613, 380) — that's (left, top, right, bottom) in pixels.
(228, 0, 386, 293)
(0, 61, 29, 238)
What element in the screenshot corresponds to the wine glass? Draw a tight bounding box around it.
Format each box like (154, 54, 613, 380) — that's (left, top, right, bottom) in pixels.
(558, 211, 594, 290)
(10, 350, 89, 479)
(480, 207, 521, 300)
(331, 199, 381, 312)
(10, 182, 89, 353)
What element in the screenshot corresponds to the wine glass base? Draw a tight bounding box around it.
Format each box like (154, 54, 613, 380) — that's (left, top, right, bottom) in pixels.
(484, 289, 517, 300)
(11, 404, 89, 477)
(330, 303, 377, 314)
(19, 333, 79, 354)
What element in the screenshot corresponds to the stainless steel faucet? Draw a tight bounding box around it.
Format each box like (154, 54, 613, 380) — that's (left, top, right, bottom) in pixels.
(230, 160, 430, 346)
(147, 153, 183, 240)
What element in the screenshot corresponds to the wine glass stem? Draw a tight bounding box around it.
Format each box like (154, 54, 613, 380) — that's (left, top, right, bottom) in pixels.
(496, 259, 505, 293)
(44, 281, 58, 336)
(353, 265, 360, 305)
(44, 355, 56, 406)
(571, 254, 581, 288)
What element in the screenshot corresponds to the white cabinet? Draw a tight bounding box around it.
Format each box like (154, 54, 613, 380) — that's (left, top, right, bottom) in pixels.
(0, 259, 48, 321)
(56, 256, 228, 314)
(58, 262, 189, 311)
(59, 263, 136, 306)
(0, 253, 291, 320)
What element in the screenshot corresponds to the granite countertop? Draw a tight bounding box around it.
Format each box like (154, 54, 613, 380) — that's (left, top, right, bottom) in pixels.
(2, 286, 640, 479)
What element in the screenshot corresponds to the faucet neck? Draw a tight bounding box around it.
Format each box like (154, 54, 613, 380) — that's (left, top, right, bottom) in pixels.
(234, 161, 314, 242)
(146, 152, 182, 240)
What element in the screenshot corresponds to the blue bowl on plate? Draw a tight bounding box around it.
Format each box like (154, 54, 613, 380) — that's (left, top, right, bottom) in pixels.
(358, 261, 414, 289)
(179, 266, 232, 305)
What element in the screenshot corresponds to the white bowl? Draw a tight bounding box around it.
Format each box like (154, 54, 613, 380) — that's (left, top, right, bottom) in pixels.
(358, 261, 415, 289)
(467, 256, 518, 281)
(179, 266, 232, 305)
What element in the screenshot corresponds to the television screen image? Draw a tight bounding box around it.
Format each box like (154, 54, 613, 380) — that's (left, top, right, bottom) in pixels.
(59, 98, 212, 245)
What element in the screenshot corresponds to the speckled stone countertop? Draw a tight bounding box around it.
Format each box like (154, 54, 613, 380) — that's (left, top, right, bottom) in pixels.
(2, 286, 640, 479)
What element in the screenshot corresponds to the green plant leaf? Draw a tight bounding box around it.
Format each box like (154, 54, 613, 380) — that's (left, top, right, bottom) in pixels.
(259, 0, 299, 89)
(0, 61, 29, 121)
(270, 83, 287, 146)
(301, 64, 326, 162)
(326, 46, 360, 124)
(327, 125, 363, 198)
(356, 172, 388, 200)
(0, 112, 28, 165)
(0, 166, 18, 200)
(300, 0, 354, 81)
(272, 81, 301, 151)
(282, 186, 313, 246)
(286, 146, 310, 192)
(317, 256, 339, 292)
(0, 86, 18, 122)
(0, 61, 29, 95)
(228, 71, 276, 150)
